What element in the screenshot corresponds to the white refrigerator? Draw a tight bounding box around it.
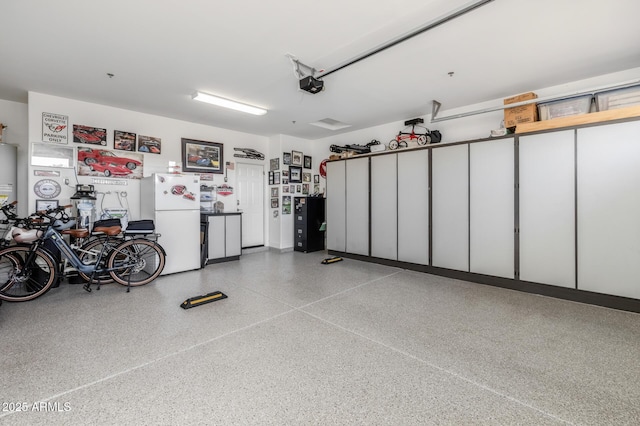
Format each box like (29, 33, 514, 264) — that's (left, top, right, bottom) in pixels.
(141, 173, 201, 275)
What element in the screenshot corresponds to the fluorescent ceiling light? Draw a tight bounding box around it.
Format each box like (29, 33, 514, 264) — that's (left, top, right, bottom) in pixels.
(192, 91, 267, 116)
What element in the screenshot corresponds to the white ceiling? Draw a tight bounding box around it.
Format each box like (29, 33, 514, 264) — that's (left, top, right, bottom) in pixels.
(2, 0, 639, 140)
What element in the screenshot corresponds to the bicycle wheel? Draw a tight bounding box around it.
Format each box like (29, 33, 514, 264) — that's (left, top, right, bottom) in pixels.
(107, 239, 165, 286)
(0, 245, 57, 302)
(77, 236, 117, 284)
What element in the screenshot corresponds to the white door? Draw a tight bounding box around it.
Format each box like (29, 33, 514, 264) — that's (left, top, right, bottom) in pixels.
(237, 162, 264, 247)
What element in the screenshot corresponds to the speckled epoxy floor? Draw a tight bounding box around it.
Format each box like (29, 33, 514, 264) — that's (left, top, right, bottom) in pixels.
(0, 250, 639, 425)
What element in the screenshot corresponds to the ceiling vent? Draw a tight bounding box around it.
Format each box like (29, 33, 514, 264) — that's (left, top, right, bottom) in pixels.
(309, 118, 352, 131)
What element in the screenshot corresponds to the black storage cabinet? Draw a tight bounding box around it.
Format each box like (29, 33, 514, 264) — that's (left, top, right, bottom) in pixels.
(294, 197, 325, 253)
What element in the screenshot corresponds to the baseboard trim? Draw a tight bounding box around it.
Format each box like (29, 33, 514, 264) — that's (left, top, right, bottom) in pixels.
(328, 250, 640, 313)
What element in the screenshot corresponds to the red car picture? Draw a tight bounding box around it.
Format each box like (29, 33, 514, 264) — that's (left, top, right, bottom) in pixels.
(78, 147, 142, 170)
(89, 162, 133, 177)
(73, 125, 107, 145)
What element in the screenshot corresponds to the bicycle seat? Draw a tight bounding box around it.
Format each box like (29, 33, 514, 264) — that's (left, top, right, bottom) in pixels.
(93, 226, 122, 236)
(61, 228, 90, 239)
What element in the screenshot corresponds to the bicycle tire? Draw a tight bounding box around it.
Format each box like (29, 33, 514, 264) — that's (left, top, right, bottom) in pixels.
(107, 239, 165, 286)
(77, 236, 117, 284)
(0, 252, 23, 293)
(0, 245, 57, 302)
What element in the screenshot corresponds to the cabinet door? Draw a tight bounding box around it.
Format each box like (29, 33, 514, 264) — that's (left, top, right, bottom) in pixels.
(469, 138, 515, 279)
(207, 216, 226, 259)
(226, 215, 242, 257)
(326, 161, 346, 252)
(577, 121, 640, 299)
(371, 154, 397, 260)
(519, 131, 575, 287)
(432, 144, 469, 271)
(398, 150, 429, 265)
(346, 157, 370, 256)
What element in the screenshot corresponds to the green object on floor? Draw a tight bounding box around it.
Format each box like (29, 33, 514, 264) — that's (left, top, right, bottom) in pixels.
(180, 291, 228, 309)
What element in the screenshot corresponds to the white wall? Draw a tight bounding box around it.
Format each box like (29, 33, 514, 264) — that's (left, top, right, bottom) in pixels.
(267, 134, 314, 250)
(311, 67, 640, 154)
(26, 92, 269, 225)
(0, 99, 29, 216)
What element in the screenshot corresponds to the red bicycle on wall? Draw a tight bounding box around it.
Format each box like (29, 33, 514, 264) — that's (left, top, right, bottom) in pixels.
(389, 118, 442, 150)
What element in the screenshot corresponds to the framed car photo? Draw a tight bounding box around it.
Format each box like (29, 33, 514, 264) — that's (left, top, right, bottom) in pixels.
(182, 138, 224, 174)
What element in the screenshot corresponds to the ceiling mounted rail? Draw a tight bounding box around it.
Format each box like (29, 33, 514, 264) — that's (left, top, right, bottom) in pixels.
(430, 79, 640, 123)
(316, 0, 495, 80)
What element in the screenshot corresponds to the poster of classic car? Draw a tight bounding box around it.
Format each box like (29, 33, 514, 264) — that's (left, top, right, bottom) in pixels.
(73, 124, 107, 145)
(77, 147, 143, 179)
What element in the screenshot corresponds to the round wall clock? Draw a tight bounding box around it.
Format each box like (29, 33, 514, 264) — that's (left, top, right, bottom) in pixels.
(34, 179, 62, 199)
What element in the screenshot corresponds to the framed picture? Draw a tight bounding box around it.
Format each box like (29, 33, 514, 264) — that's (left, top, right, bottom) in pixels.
(292, 150, 303, 166)
(304, 155, 312, 169)
(274, 172, 281, 185)
(303, 184, 309, 195)
(36, 199, 58, 211)
(270, 158, 279, 171)
(314, 174, 320, 183)
(282, 185, 289, 193)
(290, 185, 295, 193)
(282, 178, 288, 185)
(282, 196, 291, 214)
(282, 170, 289, 178)
(138, 135, 161, 154)
(296, 184, 302, 193)
(283, 152, 292, 165)
(114, 130, 136, 151)
(271, 187, 279, 197)
(182, 138, 224, 174)
(268, 171, 274, 185)
(73, 124, 107, 146)
(271, 198, 279, 208)
(303, 172, 311, 183)
(289, 166, 302, 183)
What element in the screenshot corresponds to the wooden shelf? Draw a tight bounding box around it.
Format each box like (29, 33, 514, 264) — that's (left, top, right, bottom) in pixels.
(515, 105, 640, 134)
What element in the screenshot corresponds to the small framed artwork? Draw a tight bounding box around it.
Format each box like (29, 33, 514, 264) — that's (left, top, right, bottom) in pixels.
(290, 185, 295, 193)
(271, 187, 279, 197)
(271, 198, 279, 208)
(292, 150, 303, 166)
(270, 158, 279, 171)
(282, 196, 291, 214)
(289, 166, 302, 183)
(268, 171, 274, 185)
(283, 185, 289, 193)
(283, 152, 292, 165)
(282, 178, 289, 185)
(73, 124, 107, 146)
(114, 130, 136, 152)
(296, 184, 302, 193)
(314, 174, 320, 183)
(36, 199, 58, 211)
(274, 172, 281, 185)
(182, 138, 224, 174)
(303, 184, 309, 195)
(304, 155, 312, 169)
(138, 135, 161, 154)
(302, 172, 311, 183)
(282, 170, 289, 178)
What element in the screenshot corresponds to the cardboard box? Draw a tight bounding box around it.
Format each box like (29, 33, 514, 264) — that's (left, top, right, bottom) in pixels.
(504, 92, 538, 128)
